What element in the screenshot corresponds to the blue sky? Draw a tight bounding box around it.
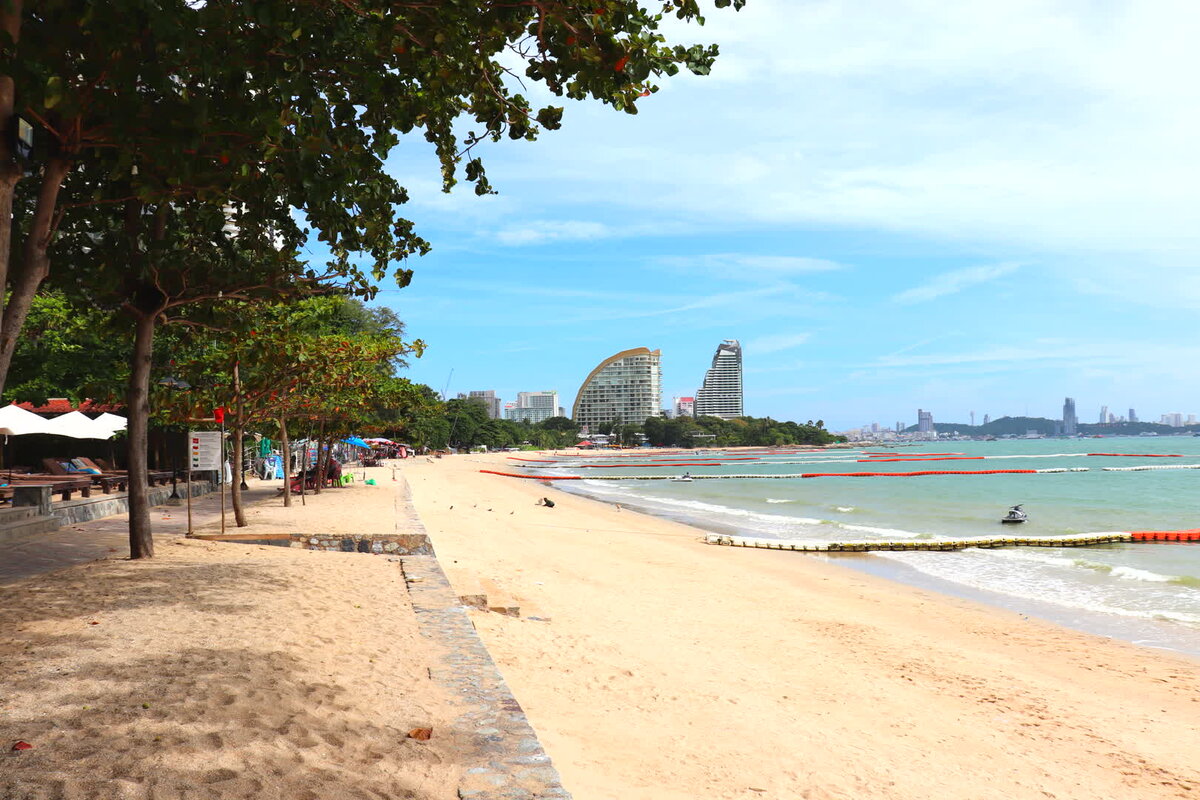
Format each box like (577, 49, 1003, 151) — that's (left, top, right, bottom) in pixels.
(337, 1, 1200, 431)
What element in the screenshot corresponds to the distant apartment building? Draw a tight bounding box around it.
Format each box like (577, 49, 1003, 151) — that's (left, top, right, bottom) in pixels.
(694, 339, 743, 419)
(1129, 408, 1138, 423)
(983, 414, 991, 425)
(505, 391, 561, 424)
(1099, 405, 1109, 424)
(1062, 397, 1077, 436)
(917, 409, 934, 433)
(465, 390, 502, 420)
(572, 347, 663, 430)
(673, 396, 695, 417)
(1161, 412, 1184, 427)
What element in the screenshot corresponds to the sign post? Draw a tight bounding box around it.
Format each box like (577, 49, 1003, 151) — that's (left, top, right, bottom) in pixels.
(215, 408, 226, 535)
(189, 430, 222, 537)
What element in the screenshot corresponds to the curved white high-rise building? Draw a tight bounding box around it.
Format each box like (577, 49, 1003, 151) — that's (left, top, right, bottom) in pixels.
(572, 347, 662, 429)
(694, 339, 743, 419)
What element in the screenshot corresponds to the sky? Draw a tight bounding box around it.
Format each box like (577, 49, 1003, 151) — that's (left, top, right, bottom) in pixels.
(338, 1, 1200, 431)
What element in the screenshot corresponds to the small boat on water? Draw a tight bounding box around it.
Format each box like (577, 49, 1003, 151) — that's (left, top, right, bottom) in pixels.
(672, 473, 694, 483)
(1001, 504, 1027, 524)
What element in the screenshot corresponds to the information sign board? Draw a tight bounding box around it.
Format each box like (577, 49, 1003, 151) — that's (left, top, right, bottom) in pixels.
(189, 431, 222, 471)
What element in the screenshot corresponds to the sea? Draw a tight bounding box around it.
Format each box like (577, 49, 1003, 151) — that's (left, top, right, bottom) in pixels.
(539, 437, 1200, 658)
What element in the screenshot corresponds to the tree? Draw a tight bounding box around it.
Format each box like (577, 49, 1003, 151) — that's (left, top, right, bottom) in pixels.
(156, 297, 422, 522)
(0, 0, 743, 400)
(5, 0, 743, 557)
(5, 290, 127, 405)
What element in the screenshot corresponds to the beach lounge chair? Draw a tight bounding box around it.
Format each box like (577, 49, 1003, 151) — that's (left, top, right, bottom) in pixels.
(41, 458, 129, 494)
(93, 458, 174, 487)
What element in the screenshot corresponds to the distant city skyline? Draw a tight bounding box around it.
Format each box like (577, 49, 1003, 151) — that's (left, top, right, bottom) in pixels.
(847, 399, 1197, 436)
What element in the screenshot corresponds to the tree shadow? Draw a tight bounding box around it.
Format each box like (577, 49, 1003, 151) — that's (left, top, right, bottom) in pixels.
(2, 645, 461, 799)
(0, 560, 292, 628)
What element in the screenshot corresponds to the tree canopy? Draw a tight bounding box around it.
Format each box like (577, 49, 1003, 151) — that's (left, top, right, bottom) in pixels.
(0, 0, 745, 557)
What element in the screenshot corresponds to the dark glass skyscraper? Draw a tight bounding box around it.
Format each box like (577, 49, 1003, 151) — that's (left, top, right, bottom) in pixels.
(1063, 397, 1077, 435)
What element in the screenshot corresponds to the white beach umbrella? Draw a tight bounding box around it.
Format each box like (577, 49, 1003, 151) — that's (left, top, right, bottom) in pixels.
(0, 403, 52, 436)
(41, 410, 113, 439)
(93, 412, 127, 437)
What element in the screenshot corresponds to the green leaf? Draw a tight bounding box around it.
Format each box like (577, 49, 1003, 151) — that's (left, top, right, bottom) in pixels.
(45, 76, 64, 109)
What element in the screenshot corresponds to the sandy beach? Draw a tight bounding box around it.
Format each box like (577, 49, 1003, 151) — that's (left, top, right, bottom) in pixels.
(4, 454, 1198, 800)
(1, 470, 467, 800)
(405, 452, 1200, 800)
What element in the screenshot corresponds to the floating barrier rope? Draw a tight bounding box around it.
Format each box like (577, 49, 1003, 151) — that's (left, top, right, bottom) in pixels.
(1130, 529, 1200, 541)
(862, 452, 965, 457)
(704, 530, 1200, 551)
(856, 456, 985, 463)
(1101, 464, 1200, 471)
(481, 467, 1089, 481)
(1087, 452, 1183, 457)
(480, 470, 582, 480)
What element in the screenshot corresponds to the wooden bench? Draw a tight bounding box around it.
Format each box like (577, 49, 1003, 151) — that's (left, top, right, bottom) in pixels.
(1, 476, 92, 501)
(92, 458, 174, 487)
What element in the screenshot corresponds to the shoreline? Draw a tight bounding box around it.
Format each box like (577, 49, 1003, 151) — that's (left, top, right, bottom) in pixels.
(405, 452, 1200, 800)
(556, 480, 1200, 659)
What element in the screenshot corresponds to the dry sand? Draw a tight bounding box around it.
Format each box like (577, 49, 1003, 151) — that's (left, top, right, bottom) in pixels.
(1, 470, 465, 800)
(405, 452, 1200, 800)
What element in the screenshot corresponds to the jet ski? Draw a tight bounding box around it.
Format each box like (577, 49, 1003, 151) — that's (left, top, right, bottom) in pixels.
(1001, 504, 1027, 524)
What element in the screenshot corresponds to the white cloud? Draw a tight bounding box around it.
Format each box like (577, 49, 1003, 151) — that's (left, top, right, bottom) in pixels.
(746, 332, 811, 355)
(495, 220, 611, 246)
(428, 0, 1200, 303)
(892, 262, 1021, 304)
(654, 253, 844, 277)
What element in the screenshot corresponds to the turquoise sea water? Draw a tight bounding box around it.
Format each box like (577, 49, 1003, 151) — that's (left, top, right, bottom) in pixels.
(543, 438, 1200, 657)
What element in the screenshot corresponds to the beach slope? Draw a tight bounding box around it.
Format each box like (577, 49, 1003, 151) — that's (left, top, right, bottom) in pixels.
(406, 452, 1200, 800)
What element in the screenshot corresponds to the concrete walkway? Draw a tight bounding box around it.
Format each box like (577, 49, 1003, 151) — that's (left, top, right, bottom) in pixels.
(0, 481, 281, 585)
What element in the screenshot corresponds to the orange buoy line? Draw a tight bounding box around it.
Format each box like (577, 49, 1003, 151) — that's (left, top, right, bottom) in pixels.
(862, 452, 965, 457)
(1087, 452, 1183, 457)
(562, 462, 728, 469)
(856, 456, 985, 463)
(479, 470, 582, 480)
(481, 467, 1087, 481)
(519, 460, 762, 468)
(1129, 529, 1200, 541)
(800, 469, 1038, 478)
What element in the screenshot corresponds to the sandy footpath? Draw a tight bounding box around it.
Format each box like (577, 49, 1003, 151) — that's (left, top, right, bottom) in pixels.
(1, 470, 465, 800)
(405, 452, 1200, 800)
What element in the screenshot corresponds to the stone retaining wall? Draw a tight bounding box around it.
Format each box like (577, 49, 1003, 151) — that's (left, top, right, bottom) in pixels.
(52, 480, 214, 525)
(293, 532, 434, 555)
(193, 532, 434, 555)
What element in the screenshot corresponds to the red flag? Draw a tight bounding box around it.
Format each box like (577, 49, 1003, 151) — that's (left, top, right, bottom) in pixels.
(213, 407, 225, 423)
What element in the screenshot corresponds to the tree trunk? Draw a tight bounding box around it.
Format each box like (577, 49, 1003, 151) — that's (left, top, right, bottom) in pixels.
(279, 416, 291, 507)
(126, 312, 157, 559)
(0, 0, 23, 400)
(0, 156, 70, 399)
(314, 418, 327, 494)
(231, 422, 247, 526)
